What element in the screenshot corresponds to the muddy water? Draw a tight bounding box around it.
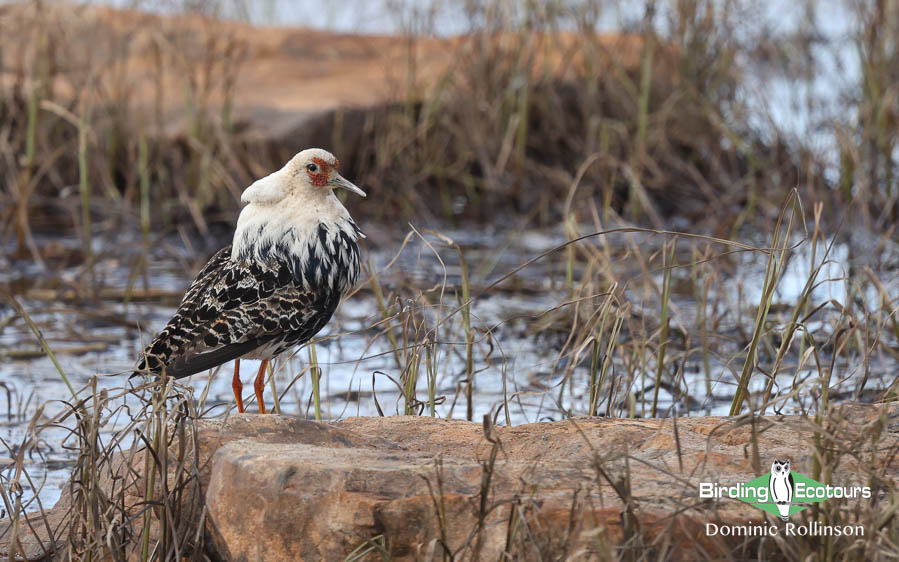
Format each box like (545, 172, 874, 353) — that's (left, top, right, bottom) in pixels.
(1, 226, 897, 510)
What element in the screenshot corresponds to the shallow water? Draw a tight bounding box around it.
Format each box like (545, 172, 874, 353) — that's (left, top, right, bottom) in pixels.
(1, 223, 897, 511)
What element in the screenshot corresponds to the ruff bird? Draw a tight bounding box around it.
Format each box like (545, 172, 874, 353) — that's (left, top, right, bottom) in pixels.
(135, 149, 365, 413)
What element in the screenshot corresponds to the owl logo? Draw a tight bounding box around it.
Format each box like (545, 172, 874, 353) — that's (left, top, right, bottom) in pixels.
(769, 459, 795, 520)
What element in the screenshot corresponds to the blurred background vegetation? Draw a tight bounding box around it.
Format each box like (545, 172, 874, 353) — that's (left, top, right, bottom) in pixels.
(2, 0, 895, 249)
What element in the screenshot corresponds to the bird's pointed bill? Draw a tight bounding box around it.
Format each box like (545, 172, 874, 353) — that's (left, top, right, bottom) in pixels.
(331, 174, 366, 197)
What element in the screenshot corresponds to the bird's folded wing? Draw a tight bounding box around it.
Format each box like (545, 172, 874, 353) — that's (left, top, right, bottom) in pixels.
(166, 288, 322, 377)
(178, 246, 233, 306)
(139, 247, 323, 378)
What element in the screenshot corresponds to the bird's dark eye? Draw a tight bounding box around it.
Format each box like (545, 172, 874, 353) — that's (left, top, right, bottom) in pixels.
(306, 163, 319, 172)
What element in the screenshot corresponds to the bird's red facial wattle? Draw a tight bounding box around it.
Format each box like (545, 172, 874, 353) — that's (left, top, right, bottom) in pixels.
(302, 154, 364, 197)
(307, 157, 338, 187)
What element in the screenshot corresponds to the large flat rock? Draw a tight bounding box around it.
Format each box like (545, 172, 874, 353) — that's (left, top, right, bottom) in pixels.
(2, 405, 895, 560)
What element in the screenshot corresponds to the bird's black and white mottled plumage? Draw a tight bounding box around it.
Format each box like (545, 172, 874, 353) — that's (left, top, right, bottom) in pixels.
(135, 148, 365, 380)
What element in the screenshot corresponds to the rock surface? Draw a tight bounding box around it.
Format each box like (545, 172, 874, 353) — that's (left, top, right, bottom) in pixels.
(2, 404, 896, 560)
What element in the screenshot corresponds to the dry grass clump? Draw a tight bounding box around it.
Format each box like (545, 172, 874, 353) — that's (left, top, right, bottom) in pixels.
(0, 374, 210, 560)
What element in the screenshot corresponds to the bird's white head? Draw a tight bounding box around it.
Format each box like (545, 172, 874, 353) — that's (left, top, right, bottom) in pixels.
(233, 149, 365, 293)
(240, 148, 366, 206)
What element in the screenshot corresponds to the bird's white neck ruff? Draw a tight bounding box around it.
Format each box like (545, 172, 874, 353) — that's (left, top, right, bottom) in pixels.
(231, 191, 363, 293)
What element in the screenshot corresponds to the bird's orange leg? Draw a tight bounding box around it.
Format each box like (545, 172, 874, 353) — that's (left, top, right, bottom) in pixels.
(232, 359, 245, 413)
(254, 360, 268, 414)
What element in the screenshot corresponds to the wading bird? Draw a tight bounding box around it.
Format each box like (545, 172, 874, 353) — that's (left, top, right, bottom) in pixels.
(135, 149, 365, 413)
